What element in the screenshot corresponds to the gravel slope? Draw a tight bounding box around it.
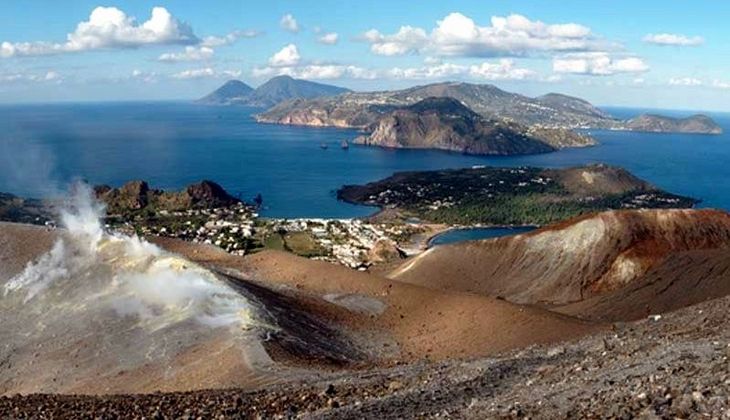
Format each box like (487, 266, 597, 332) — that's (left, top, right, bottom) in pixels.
(1, 294, 728, 418)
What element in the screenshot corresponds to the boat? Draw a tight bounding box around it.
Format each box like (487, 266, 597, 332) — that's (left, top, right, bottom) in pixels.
(320, 143, 328, 149)
(341, 140, 349, 149)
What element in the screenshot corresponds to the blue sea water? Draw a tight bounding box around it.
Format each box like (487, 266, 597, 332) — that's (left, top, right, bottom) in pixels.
(1, 101, 729, 219)
(428, 226, 537, 247)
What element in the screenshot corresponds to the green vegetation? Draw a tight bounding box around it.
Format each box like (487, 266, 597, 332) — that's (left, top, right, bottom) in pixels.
(261, 230, 327, 257)
(338, 165, 698, 226)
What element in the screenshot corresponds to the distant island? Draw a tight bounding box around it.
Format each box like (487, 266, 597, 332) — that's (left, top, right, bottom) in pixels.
(624, 114, 723, 134)
(197, 75, 350, 108)
(338, 164, 698, 226)
(253, 80, 722, 135)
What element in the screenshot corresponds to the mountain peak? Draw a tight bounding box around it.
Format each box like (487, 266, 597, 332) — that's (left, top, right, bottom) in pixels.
(403, 96, 478, 118)
(196, 80, 254, 105)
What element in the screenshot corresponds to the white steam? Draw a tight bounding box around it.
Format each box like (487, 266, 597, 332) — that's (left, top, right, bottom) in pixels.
(3, 182, 259, 330)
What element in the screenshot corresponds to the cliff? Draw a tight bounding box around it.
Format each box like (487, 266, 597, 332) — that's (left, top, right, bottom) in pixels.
(353, 97, 558, 156)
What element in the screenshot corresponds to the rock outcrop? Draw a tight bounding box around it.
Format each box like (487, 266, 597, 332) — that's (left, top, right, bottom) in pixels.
(94, 180, 240, 215)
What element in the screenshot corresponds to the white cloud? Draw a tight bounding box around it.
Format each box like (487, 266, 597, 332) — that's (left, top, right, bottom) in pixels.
(712, 80, 730, 89)
(1, 6, 197, 58)
(130, 69, 158, 83)
(668, 77, 703, 86)
(171, 67, 241, 80)
(317, 32, 339, 45)
(254, 58, 536, 82)
(280, 14, 300, 33)
(387, 59, 536, 81)
(0, 70, 62, 83)
(388, 62, 465, 79)
(269, 44, 301, 67)
(199, 29, 260, 47)
(643, 33, 703, 47)
(253, 64, 376, 80)
(364, 26, 428, 56)
(553, 52, 649, 76)
(158, 46, 214, 62)
(468, 60, 537, 80)
(362, 13, 603, 58)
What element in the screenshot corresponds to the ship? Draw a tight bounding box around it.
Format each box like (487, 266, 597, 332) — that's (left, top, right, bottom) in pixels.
(341, 140, 349, 150)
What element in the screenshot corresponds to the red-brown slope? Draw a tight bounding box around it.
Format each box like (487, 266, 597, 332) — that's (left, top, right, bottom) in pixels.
(153, 238, 601, 362)
(556, 247, 730, 321)
(389, 209, 730, 309)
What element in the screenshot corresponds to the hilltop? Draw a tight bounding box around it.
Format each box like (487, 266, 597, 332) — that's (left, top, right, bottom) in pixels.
(197, 80, 254, 105)
(353, 97, 577, 156)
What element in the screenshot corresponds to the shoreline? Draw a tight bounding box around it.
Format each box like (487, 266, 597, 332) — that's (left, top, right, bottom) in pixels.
(424, 224, 540, 248)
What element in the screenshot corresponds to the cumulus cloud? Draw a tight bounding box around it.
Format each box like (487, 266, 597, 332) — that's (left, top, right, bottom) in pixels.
(468, 60, 537, 80)
(363, 26, 428, 56)
(361, 13, 604, 57)
(158, 46, 214, 62)
(171, 67, 241, 80)
(317, 33, 339, 45)
(269, 44, 301, 67)
(553, 52, 649, 76)
(712, 80, 730, 89)
(1, 6, 197, 58)
(199, 29, 261, 47)
(643, 33, 703, 47)
(280, 14, 300, 33)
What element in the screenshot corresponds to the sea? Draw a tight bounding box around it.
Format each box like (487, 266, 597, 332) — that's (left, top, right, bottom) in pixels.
(1, 102, 729, 225)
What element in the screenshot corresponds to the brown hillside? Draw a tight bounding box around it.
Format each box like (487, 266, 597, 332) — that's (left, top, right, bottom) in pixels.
(389, 209, 730, 308)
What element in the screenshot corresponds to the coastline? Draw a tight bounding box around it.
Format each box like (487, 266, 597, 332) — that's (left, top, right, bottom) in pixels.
(424, 224, 540, 248)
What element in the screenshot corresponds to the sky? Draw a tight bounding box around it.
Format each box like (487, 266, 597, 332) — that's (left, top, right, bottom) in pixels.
(1, 0, 729, 111)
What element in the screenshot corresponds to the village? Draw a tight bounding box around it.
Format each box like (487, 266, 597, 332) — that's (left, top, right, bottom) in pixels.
(110, 202, 429, 269)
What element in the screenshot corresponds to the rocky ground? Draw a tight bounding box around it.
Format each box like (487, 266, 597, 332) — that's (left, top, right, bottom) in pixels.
(2, 293, 727, 419)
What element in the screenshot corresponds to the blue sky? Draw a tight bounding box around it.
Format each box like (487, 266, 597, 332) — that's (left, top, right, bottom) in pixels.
(1, 0, 728, 110)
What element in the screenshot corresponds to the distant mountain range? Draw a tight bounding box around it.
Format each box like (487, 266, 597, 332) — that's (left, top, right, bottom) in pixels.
(353, 97, 594, 155)
(198, 75, 350, 108)
(255, 81, 722, 135)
